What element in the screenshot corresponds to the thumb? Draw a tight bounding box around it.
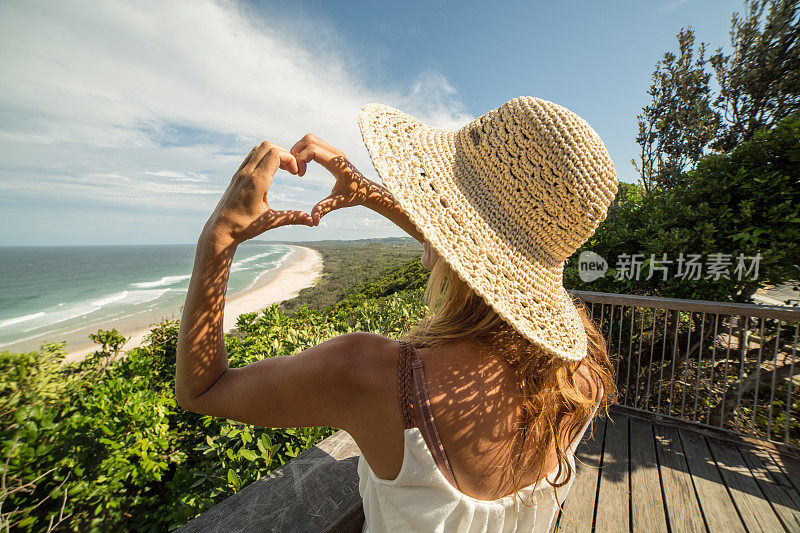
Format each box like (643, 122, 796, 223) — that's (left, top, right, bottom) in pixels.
(311, 194, 345, 226)
(252, 209, 314, 234)
(273, 209, 314, 228)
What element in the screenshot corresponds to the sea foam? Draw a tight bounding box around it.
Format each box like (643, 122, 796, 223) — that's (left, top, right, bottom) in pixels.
(231, 250, 280, 272)
(91, 291, 129, 307)
(0, 312, 46, 329)
(131, 275, 190, 289)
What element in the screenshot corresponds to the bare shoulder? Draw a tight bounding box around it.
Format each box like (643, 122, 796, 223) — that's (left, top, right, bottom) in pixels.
(337, 332, 401, 390)
(293, 331, 399, 400)
(331, 332, 407, 446)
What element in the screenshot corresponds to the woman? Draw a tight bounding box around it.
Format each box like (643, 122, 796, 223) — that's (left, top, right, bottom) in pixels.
(175, 96, 618, 532)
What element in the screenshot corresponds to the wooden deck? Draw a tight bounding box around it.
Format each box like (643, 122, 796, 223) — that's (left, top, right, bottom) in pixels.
(180, 409, 800, 532)
(554, 407, 800, 532)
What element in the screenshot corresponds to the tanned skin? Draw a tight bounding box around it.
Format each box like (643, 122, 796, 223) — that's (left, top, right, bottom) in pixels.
(174, 135, 427, 482)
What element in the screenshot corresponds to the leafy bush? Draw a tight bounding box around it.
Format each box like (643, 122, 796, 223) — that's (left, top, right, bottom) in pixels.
(332, 258, 430, 312)
(0, 279, 427, 530)
(565, 112, 800, 303)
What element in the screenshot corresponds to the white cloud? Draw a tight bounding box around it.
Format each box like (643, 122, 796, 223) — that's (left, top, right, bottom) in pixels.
(0, 0, 471, 244)
(146, 171, 210, 182)
(654, 0, 691, 14)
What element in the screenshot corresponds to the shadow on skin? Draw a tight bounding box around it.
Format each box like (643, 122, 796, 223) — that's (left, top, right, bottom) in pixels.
(313, 156, 406, 219)
(414, 339, 558, 500)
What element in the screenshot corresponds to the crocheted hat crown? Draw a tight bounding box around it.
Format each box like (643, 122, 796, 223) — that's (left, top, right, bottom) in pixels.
(457, 97, 617, 264)
(358, 96, 618, 360)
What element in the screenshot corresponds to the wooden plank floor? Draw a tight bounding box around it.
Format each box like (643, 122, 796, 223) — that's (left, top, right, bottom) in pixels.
(553, 408, 800, 532)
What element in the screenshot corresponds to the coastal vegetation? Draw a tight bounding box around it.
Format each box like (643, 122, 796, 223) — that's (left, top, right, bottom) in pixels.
(564, 111, 800, 303)
(0, 255, 429, 531)
(272, 237, 423, 312)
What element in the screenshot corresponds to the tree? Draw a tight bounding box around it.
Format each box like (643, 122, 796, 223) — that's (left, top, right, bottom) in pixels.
(568, 112, 800, 303)
(710, 0, 800, 151)
(633, 28, 722, 192)
(634, 0, 800, 190)
(677, 111, 800, 302)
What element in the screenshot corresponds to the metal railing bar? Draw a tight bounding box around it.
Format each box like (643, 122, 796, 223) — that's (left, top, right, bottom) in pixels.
(785, 324, 798, 445)
(693, 312, 706, 422)
(625, 306, 635, 406)
(767, 321, 782, 440)
(668, 310, 680, 416)
(635, 309, 645, 408)
(706, 313, 720, 426)
(598, 303, 605, 338)
(572, 290, 800, 321)
(735, 316, 750, 432)
(617, 306, 625, 396)
(606, 304, 616, 376)
(680, 311, 693, 420)
(750, 318, 766, 436)
(645, 310, 657, 412)
(720, 317, 735, 428)
(657, 309, 668, 415)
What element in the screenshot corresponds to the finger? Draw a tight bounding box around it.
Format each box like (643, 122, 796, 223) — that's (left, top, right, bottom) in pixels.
(310, 194, 345, 225)
(255, 146, 298, 179)
(293, 145, 319, 177)
(245, 209, 314, 240)
(236, 147, 258, 173)
(299, 133, 337, 154)
(268, 209, 314, 229)
(289, 133, 328, 156)
(289, 137, 308, 156)
(296, 157, 307, 177)
(281, 154, 300, 175)
(244, 142, 272, 174)
(247, 141, 298, 175)
(291, 134, 341, 175)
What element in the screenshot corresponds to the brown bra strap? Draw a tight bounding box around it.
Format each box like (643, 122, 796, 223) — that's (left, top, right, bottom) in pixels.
(399, 341, 415, 429)
(398, 340, 459, 490)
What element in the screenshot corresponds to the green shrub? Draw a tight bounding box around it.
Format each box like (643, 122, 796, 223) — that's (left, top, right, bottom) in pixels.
(0, 280, 427, 531)
(565, 112, 800, 302)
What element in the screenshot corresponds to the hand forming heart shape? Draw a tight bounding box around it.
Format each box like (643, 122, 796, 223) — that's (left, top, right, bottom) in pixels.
(204, 134, 380, 246)
(289, 134, 379, 226)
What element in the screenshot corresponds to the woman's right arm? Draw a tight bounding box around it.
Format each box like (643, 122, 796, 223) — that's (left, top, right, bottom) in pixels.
(289, 134, 425, 243)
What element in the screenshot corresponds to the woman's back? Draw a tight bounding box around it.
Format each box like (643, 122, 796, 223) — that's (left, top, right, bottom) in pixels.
(353, 336, 601, 498)
(409, 340, 596, 498)
(356, 338, 602, 532)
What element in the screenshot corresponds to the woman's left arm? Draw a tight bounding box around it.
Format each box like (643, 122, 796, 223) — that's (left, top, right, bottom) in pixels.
(174, 141, 376, 430)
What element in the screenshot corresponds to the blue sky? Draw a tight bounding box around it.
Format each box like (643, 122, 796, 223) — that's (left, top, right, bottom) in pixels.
(0, 0, 741, 245)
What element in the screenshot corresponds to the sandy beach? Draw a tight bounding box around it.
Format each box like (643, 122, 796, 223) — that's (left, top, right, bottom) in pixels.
(63, 245, 323, 362)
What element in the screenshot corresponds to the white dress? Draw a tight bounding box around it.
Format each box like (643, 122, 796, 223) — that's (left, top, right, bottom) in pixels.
(357, 408, 599, 532)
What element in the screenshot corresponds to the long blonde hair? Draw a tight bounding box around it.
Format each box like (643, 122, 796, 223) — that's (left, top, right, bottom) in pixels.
(402, 257, 616, 499)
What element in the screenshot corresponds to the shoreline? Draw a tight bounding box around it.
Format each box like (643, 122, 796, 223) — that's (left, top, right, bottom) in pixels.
(62, 245, 322, 362)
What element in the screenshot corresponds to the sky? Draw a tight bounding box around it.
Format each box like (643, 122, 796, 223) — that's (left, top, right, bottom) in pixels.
(0, 0, 742, 246)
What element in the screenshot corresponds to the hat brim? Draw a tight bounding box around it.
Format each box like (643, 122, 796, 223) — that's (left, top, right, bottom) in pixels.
(358, 103, 587, 361)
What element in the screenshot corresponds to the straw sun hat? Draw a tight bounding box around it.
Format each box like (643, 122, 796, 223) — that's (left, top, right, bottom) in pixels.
(358, 96, 618, 361)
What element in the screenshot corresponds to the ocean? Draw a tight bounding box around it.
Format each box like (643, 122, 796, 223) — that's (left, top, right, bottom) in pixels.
(0, 242, 293, 353)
